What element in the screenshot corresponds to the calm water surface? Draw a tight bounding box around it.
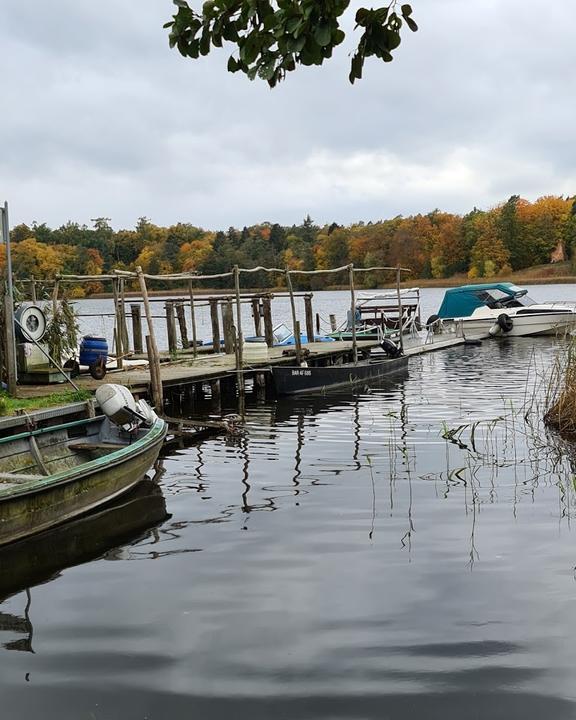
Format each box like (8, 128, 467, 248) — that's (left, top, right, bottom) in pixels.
(3, 287, 576, 718)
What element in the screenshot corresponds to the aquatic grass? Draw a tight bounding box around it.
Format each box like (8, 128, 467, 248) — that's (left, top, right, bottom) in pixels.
(544, 338, 576, 434)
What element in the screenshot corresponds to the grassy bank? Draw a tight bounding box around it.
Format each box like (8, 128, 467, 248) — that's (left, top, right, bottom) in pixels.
(0, 389, 92, 417)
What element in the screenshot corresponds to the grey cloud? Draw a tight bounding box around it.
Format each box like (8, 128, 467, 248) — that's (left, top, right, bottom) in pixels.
(1, 0, 575, 230)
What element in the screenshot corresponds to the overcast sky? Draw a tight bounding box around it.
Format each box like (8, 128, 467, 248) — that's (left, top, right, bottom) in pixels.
(2, 0, 575, 231)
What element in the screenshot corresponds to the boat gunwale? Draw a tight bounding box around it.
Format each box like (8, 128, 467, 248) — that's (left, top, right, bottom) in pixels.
(0, 417, 167, 501)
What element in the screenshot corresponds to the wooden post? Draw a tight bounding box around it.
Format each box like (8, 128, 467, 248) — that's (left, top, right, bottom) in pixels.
(30, 277, 37, 303)
(329, 314, 337, 332)
(251, 298, 262, 337)
(1, 202, 17, 394)
(188, 280, 198, 359)
(165, 301, 178, 355)
(146, 335, 161, 410)
(111, 278, 124, 370)
(262, 296, 273, 347)
(304, 294, 314, 344)
(210, 379, 221, 410)
(222, 299, 235, 354)
(130, 304, 143, 354)
(52, 279, 60, 325)
(209, 299, 221, 353)
(119, 277, 129, 355)
(396, 266, 404, 353)
(255, 372, 266, 402)
(233, 265, 245, 398)
(175, 302, 189, 349)
(349, 264, 357, 364)
(3, 293, 17, 395)
(285, 269, 302, 365)
(137, 267, 163, 410)
(316, 312, 320, 335)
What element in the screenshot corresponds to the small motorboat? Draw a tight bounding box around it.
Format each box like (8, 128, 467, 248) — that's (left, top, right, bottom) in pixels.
(245, 322, 334, 346)
(329, 288, 422, 341)
(0, 384, 167, 547)
(271, 354, 408, 395)
(429, 283, 576, 338)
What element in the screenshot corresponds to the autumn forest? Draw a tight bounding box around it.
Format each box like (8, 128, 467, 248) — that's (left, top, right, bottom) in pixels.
(5, 194, 576, 295)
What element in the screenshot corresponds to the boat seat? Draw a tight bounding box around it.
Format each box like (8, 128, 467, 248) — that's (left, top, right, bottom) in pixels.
(71, 442, 126, 451)
(0, 472, 45, 483)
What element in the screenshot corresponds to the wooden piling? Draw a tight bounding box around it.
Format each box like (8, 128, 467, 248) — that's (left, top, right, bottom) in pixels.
(3, 293, 17, 395)
(349, 264, 358, 364)
(329, 314, 337, 332)
(255, 371, 266, 402)
(210, 378, 221, 410)
(30, 277, 37, 303)
(396, 266, 404, 353)
(316, 312, 320, 335)
(119, 277, 129, 355)
(209, 299, 221, 353)
(251, 298, 262, 337)
(146, 335, 161, 410)
(233, 265, 245, 398)
(175, 302, 189, 349)
(262, 296, 273, 347)
(130, 304, 143, 354)
(188, 280, 198, 359)
(165, 301, 177, 355)
(222, 299, 235, 355)
(304, 294, 314, 343)
(285, 269, 302, 365)
(137, 266, 163, 410)
(111, 278, 124, 370)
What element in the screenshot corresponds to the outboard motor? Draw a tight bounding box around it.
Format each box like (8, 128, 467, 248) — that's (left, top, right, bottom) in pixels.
(95, 384, 159, 432)
(379, 338, 403, 358)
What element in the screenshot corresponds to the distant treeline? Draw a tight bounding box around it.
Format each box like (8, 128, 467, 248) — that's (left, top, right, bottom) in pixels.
(4, 195, 576, 296)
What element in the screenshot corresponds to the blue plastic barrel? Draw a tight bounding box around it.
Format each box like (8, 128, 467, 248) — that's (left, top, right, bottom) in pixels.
(79, 336, 108, 366)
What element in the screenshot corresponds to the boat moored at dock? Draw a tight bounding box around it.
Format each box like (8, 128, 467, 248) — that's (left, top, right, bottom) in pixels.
(430, 283, 576, 337)
(0, 385, 167, 547)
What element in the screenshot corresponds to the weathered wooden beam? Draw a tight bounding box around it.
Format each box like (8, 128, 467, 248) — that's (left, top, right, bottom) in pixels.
(304, 294, 314, 343)
(262, 296, 273, 348)
(130, 304, 143, 354)
(175, 302, 189, 349)
(209, 299, 221, 353)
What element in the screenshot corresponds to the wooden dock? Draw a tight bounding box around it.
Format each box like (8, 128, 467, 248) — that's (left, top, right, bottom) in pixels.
(16, 335, 470, 401)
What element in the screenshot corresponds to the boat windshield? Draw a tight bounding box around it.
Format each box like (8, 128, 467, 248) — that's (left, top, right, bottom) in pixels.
(273, 323, 293, 344)
(475, 288, 535, 309)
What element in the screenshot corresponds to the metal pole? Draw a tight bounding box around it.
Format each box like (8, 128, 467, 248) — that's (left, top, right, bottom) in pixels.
(1, 202, 17, 392)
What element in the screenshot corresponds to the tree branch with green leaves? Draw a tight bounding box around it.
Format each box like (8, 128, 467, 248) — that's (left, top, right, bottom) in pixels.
(164, 0, 418, 87)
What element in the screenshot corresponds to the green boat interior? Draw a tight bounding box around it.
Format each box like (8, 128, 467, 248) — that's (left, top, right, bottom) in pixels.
(0, 416, 140, 489)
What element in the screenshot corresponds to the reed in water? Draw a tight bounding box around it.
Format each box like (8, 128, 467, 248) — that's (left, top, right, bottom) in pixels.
(544, 339, 576, 434)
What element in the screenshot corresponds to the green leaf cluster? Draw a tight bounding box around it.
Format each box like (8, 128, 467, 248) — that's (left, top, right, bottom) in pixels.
(163, 0, 418, 87)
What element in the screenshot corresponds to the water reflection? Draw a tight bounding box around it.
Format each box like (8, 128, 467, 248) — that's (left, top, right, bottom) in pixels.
(0, 473, 170, 655)
(4, 338, 576, 719)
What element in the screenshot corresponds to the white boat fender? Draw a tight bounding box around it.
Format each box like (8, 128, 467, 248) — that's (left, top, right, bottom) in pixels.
(489, 322, 501, 336)
(95, 384, 148, 429)
(497, 313, 513, 333)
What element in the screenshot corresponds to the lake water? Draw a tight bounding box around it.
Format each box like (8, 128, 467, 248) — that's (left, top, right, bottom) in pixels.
(3, 285, 576, 719)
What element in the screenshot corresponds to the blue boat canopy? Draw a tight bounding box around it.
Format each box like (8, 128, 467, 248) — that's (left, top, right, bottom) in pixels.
(437, 283, 528, 319)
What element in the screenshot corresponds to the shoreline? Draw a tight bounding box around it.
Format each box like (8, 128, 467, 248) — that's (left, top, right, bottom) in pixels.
(88, 274, 576, 299)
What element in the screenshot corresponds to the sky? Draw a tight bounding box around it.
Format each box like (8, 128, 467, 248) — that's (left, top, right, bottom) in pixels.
(2, 0, 576, 231)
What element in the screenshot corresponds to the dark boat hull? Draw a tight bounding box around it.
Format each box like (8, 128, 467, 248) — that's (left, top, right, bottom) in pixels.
(272, 356, 409, 395)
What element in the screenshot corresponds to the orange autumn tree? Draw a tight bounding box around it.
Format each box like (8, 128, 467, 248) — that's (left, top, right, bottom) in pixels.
(468, 213, 511, 278)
